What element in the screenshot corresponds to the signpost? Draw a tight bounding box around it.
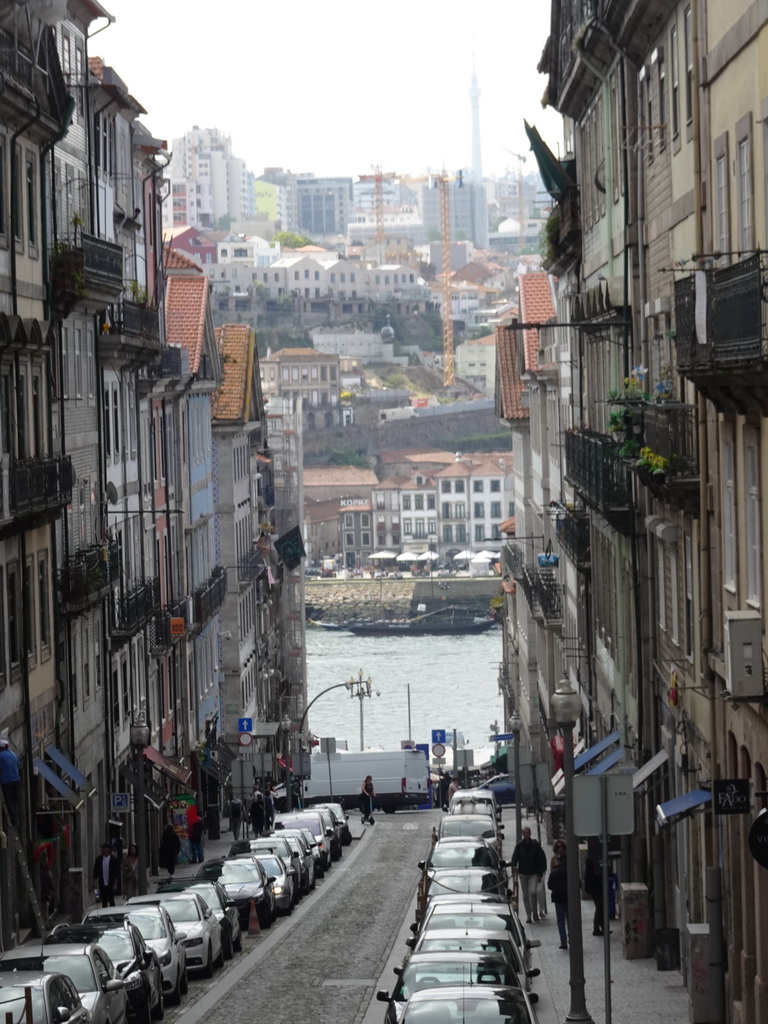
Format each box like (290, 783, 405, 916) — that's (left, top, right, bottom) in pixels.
(111, 793, 130, 812)
(238, 718, 253, 733)
(431, 729, 446, 745)
(432, 743, 446, 759)
(238, 733, 253, 747)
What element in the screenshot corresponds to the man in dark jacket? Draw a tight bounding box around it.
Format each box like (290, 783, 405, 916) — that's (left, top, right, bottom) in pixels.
(548, 853, 569, 948)
(511, 827, 547, 922)
(92, 843, 119, 906)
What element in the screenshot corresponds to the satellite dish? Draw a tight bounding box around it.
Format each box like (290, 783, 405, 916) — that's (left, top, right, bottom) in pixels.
(105, 482, 118, 505)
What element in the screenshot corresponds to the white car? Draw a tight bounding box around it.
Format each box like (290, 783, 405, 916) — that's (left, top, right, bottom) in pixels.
(84, 904, 188, 1005)
(128, 894, 223, 977)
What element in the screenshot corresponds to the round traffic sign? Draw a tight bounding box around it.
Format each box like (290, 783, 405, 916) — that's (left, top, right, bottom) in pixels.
(748, 808, 768, 868)
(432, 742, 446, 758)
(238, 732, 253, 747)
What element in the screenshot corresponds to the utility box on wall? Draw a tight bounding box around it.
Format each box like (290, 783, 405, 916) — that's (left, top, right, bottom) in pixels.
(686, 923, 714, 1022)
(724, 610, 763, 699)
(620, 882, 652, 959)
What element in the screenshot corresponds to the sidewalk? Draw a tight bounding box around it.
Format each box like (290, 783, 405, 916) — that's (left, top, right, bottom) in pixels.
(529, 833, 689, 1024)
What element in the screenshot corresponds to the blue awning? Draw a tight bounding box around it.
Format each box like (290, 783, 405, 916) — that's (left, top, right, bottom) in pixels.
(656, 789, 711, 827)
(574, 730, 621, 772)
(633, 749, 668, 790)
(586, 746, 624, 775)
(46, 746, 96, 796)
(34, 758, 83, 810)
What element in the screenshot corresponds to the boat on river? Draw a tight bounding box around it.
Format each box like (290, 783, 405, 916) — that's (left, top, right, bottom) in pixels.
(317, 605, 498, 637)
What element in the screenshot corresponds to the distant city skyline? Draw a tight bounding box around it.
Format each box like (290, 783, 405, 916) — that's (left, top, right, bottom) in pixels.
(97, 0, 562, 182)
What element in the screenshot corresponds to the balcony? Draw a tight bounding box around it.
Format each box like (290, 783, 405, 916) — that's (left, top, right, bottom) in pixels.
(6, 456, 73, 522)
(555, 512, 590, 571)
(238, 550, 266, 584)
(533, 569, 563, 626)
(193, 567, 227, 630)
(59, 542, 116, 614)
(674, 256, 768, 412)
(564, 430, 631, 533)
(50, 234, 123, 316)
(637, 402, 700, 512)
(149, 600, 188, 655)
(101, 301, 162, 365)
(112, 578, 161, 641)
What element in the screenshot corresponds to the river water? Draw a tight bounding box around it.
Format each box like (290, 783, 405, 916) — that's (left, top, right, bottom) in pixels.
(304, 628, 505, 760)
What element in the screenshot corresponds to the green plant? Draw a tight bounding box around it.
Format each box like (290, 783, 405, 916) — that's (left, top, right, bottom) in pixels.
(129, 279, 149, 304)
(608, 410, 625, 433)
(71, 211, 84, 244)
(619, 439, 640, 458)
(636, 446, 668, 475)
(541, 211, 561, 266)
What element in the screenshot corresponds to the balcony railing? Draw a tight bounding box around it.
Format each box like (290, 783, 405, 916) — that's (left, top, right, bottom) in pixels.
(112, 577, 161, 639)
(149, 599, 188, 653)
(238, 550, 266, 583)
(121, 300, 160, 342)
(59, 542, 116, 613)
(564, 430, 630, 510)
(555, 512, 590, 569)
(193, 567, 227, 629)
(642, 403, 698, 478)
(83, 233, 123, 286)
(8, 456, 74, 518)
(533, 568, 563, 624)
(516, 564, 536, 608)
(503, 542, 526, 578)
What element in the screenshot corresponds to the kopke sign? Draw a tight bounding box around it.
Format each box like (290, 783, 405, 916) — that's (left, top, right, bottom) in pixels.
(713, 779, 751, 815)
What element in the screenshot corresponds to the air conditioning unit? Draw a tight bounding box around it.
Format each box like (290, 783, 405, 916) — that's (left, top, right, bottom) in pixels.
(724, 610, 764, 699)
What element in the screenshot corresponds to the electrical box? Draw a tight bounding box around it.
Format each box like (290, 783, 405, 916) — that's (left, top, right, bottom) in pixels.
(724, 610, 764, 699)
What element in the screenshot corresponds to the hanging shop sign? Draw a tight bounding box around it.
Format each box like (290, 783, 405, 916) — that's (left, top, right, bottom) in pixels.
(748, 808, 768, 869)
(713, 779, 751, 815)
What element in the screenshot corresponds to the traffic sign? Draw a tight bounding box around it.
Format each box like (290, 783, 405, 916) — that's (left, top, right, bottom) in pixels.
(432, 743, 446, 759)
(111, 793, 130, 812)
(238, 732, 253, 747)
(489, 733, 517, 742)
(238, 717, 253, 733)
(432, 729, 446, 745)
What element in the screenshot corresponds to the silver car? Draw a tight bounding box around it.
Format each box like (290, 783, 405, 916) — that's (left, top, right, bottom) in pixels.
(84, 905, 188, 1005)
(252, 853, 294, 914)
(0, 971, 91, 1024)
(127, 895, 222, 978)
(267, 829, 315, 894)
(0, 944, 127, 1024)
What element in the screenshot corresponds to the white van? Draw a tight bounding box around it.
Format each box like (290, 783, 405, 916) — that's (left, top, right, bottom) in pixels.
(301, 749, 429, 814)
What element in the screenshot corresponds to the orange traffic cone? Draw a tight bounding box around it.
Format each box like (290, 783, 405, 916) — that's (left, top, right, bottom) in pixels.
(248, 898, 261, 936)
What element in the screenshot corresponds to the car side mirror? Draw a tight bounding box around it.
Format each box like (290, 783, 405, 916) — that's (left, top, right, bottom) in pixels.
(417, 861, 425, 870)
(175, 931, 187, 942)
(204, 908, 212, 919)
(529, 993, 539, 1004)
(325, 828, 333, 837)
(225, 900, 237, 909)
(526, 938, 541, 949)
(527, 968, 541, 979)
(104, 979, 124, 992)
(292, 851, 299, 858)
(267, 875, 277, 884)
(409, 923, 417, 934)
(405, 938, 415, 949)
(376, 991, 391, 1003)
(393, 967, 403, 976)
(54, 1008, 71, 1023)
(143, 951, 154, 968)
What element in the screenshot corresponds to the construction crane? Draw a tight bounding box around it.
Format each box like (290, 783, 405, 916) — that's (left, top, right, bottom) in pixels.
(433, 170, 463, 387)
(358, 166, 397, 250)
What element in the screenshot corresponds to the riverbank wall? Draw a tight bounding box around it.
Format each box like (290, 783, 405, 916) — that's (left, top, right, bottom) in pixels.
(304, 576, 501, 624)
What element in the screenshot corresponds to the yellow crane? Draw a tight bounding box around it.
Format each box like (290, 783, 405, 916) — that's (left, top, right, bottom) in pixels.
(358, 166, 397, 249)
(433, 170, 463, 387)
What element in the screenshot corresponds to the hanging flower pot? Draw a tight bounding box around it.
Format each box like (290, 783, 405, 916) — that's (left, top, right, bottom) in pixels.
(537, 540, 559, 568)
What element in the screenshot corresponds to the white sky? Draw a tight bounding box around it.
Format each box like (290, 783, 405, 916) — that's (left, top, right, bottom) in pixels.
(96, 0, 563, 181)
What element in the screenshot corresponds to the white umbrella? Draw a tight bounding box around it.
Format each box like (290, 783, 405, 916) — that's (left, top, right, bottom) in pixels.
(471, 552, 493, 561)
(369, 551, 398, 560)
(417, 550, 439, 561)
(478, 549, 500, 559)
(453, 550, 474, 560)
(395, 551, 417, 562)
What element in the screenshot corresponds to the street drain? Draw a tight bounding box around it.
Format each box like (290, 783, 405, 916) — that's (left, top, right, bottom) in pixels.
(322, 979, 375, 987)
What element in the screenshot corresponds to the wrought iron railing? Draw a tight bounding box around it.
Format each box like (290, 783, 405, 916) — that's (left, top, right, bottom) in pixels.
(121, 300, 160, 342)
(556, 512, 590, 569)
(82, 233, 123, 287)
(238, 550, 266, 582)
(503, 542, 526, 578)
(564, 430, 630, 509)
(516, 565, 537, 608)
(59, 543, 115, 612)
(557, 0, 594, 90)
(642, 403, 699, 477)
(559, 186, 581, 243)
(534, 569, 563, 623)
(112, 577, 161, 637)
(193, 567, 227, 628)
(8, 456, 74, 517)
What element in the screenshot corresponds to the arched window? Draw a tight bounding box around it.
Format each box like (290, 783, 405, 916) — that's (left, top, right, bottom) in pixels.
(755, 762, 767, 811)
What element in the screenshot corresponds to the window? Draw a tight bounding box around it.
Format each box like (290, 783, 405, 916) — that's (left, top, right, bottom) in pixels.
(474, 525, 484, 542)
(490, 480, 501, 492)
(684, 6, 693, 124)
(345, 532, 354, 546)
(13, 150, 21, 241)
(403, 496, 411, 510)
(456, 524, 467, 543)
(442, 525, 452, 543)
(25, 153, 36, 247)
(0, 138, 5, 237)
(442, 502, 451, 519)
(361, 532, 370, 546)
(441, 480, 451, 494)
(715, 151, 729, 255)
(361, 514, 369, 527)
(24, 558, 35, 659)
(74, 328, 82, 397)
(657, 48, 666, 150)
(745, 429, 761, 606)
(684, 534, 694, 659)
(103, 388, 111, 457)
(414, 495, 424, 510)
(345, 514, 353, 528)
(455, 502, 466, 521)
(737, 133, 752, 250)
(669, 546, 680, 646)
(86, 328, 95, 397)
(415, 520, 426, 538)
(455, 480, 465, 494)
(723, 437, 736, 589)
(427, 496, 435, 510)
(403, 520, 412, 535)
(474, 502, 484, 518)
(491, 502, 501, 518)
(7, 567, 18, 665)
(473, 480, 483, 493)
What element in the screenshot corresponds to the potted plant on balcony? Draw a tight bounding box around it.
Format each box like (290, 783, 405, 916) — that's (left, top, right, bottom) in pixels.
(129, 279, 149, 305)
(636, 446, 668, 477)
(50, 241, 86, 317)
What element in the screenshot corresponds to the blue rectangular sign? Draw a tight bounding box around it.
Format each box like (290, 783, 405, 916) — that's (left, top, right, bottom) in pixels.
(432, 729, 446, 744)
(238, 717, 253, 733)
(490, 733, 517, 742)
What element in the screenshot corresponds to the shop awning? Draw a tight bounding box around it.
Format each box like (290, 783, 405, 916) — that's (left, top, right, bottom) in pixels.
(633, 749, 668, 790)
(34, 758, 83, 810)
(144, 745, 192, 787)
(46, 746, 96, 796)
(118, 763, 166, 810)
(586, 746, 624, 775)
(656, 789, 711, 827)
(574, 730, 621, 773)
(524, 120, 574, 200)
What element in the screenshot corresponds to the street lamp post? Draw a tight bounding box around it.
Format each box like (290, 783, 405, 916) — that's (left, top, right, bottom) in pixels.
(551, 678, 594, 1024)
(345, 669, 378, 751)
(129, 712, 151, 897)
(510, 710, 523, 844)
(281, 714, 292, 812)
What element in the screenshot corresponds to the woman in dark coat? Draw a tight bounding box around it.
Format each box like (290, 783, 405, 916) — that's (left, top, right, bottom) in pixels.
(584, 856, 605, 936)
(159, 824, 180, 878)
(250, 790, 265, 836)
(547, 852, 569, 949)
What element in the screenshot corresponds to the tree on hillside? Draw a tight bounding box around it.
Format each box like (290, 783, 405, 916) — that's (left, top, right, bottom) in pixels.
(274, 231, 316, 248)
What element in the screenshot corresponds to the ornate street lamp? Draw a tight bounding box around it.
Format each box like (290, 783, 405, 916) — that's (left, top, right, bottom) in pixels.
(551, 678, 594, 1024)
(129, 712, 151, 896)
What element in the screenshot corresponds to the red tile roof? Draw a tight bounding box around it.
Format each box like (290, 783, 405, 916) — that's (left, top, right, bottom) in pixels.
(496, 273, 555, 423)
(164, 246, 202, 272)
(165, 275, 209, 373)
(303, 466, 378, 488)
(495, 322, 527, 422)
(519, 272, 555, 371)
(213, 325, 254, 421)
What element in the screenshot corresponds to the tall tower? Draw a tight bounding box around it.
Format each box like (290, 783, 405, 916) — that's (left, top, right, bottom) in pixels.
(469, 66, 483, 181)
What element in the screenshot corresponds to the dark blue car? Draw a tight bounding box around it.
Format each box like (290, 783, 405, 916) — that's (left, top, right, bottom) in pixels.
(478, 775, 516, 805)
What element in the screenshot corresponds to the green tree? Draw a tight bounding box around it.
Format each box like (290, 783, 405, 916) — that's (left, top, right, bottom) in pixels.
(274, 231, 316, 249)
(217, 215, 232, 231)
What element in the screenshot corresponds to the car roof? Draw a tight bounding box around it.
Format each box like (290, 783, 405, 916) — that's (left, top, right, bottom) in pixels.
(1, 944, 97, 957)
(48, 923, 134, 941)
(405, 984, 525, 1002)
(426, 893, 510, 906)
(441, 814, 501, 825)
(433, 836, 492, 846)
(0, 971, 64, 989)
(406, 951, 510, 965)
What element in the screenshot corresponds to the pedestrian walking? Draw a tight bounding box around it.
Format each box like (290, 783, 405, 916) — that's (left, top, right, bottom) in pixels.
(585, 854, 606, 936)
(250, 788, 265, 836)
(511, 826, 547, 923)
(0, 735, 21, 826)
(550, 839, 567, 870)
(359, 775, 375, 824)
(190, 816, 205, 864)
(93, 842, 119, 907)
(158, 824, 180, 879)
(122, 843, 139, 900)
(548, 850, 569, 949)
(229, 797, 243, 841)
(264, 784, 276, 830)
(447, 775, 459, 803)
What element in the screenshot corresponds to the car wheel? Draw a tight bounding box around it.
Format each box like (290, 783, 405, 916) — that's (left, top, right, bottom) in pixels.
(151, 983, 165, 1020)
(170, 975, 182, 1007)
(383, 806, 395, 814)
(201, 943, 214, 979)
(214, 937, 225, 969)
(233, 925, 243, 953)
(179, 969, 189, 997)
(222, 927, 234, 960)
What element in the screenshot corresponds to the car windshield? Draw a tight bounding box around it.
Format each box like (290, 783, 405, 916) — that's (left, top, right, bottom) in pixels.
(398, 961, 513, 998)
(163, 901, 201, 923)
(428, 872, 500, 894)
(5, 957, 96, 992)
(189, 885, 222, 910)
(279, 816, 322, 837)
(403, 994, 527, 1023)
(252, 841, 289, 857)
(0, 988, 45, 1024)
(426, 913, 510, 932)
(441, 821, 496, 840)
(430, 847, 496, 868)
(126, 912, 166, 939)
(255, 857, 282, 876)
(451, 801, 493, 817)
(218, 863, 262, 885)
(419, 938, 514, 959)
(93, 933, 133, 962)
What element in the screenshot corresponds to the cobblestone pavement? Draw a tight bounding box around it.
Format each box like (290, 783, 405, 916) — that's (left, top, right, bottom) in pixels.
(168, 810, 438, 1024)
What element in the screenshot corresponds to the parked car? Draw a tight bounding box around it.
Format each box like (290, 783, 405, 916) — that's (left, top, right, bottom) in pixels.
(252, 853, 294, 914)
(156, 878, 242, 959)
(448, 788, 501, 821)
(127, 894, 222, 978)
(269, 829, 316, 893)
(196, 858, 275, 930)
(423, 868, 510, 899)
(397, 985, 537, 1024)
(0, 972, 90, 1024)
(0, 944, 127, 1024)
(312, 803, 352, 846)
(376, 951, 519, 1023)
(437, 813, 505, 854)
(310, 807, 343, 860)
(83, 905, 187, 1005)
(248, 837, 301, 902)
(477, 774, 516, 805)
(274, 812, 332, 874)
(47, 922, 164, 1022)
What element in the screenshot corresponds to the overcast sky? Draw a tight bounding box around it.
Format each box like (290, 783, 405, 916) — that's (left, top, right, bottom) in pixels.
(96, 0, 563, 181)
